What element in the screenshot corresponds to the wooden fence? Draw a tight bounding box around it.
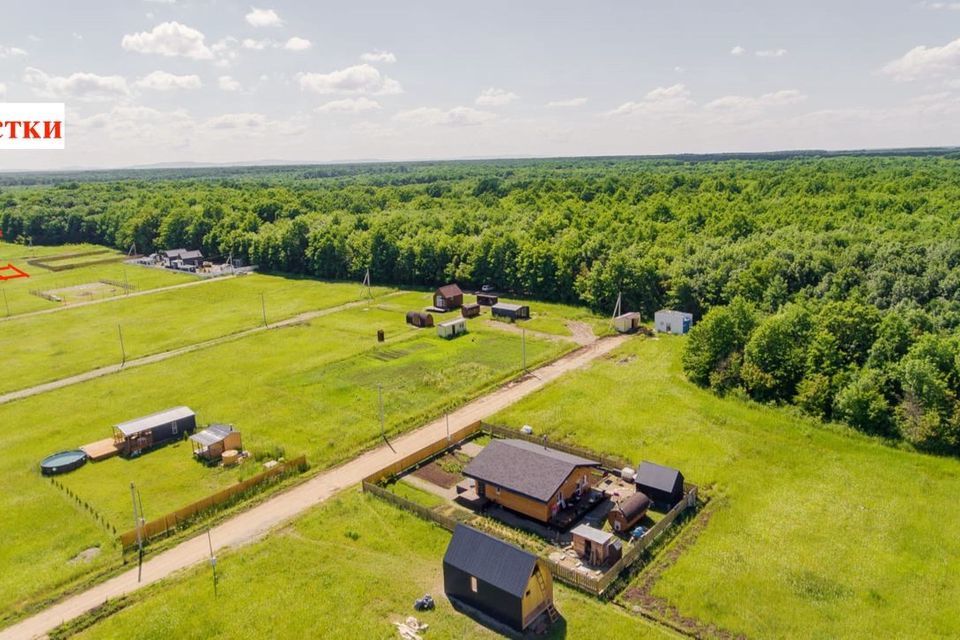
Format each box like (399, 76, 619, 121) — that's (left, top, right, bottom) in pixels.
(361, 421, 699, 597)
(120, 455, 307, 549)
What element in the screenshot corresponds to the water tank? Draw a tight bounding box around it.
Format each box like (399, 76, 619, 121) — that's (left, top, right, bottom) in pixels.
(621, 467, 636, 482)
(520, 425, 534, 435)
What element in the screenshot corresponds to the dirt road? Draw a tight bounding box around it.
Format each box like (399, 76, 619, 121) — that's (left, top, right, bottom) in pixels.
(0, 333, 628, 640)
(0, 294, 401, 406)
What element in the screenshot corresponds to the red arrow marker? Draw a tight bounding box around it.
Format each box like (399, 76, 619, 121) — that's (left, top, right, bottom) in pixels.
(0, 263, 29, 281)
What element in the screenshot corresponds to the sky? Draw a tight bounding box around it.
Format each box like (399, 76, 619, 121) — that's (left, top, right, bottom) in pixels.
(1, 0, 960, 170)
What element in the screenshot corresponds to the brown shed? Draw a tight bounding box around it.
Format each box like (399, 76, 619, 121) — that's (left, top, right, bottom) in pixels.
(570, 524, 622, 566)
(434, 284, 464, 310)
(476, 293, 499, 306)
(607, 491, 651, 533)
(406, 311, 435, 328)
(461, 302, 481, 318)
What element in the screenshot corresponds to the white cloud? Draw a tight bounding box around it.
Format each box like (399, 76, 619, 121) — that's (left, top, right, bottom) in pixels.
(218, 75, 241, 91)
(756, 48, 788, 58)
(245, 7, 282, 27)
(360, 50, 396, 63)
(24, 67, 129, 101)
(284, 36, 311, 51)
(921, 2, 960, 9)
(882, 37, 960, 81)
(731, 45, 746, 56)
(205, 112, 268, 130)
(607, 84, 696, 116)
(393, 106, 495, 127)
(316, 97, 381, 113)
(476, 87, 519, 106)
(705, 89, 807, 111)
(298, 64, 401, 95)
(0, 45, 27, 58)
(211, 37, 240, 67)
(134, 70, 201, 91)
(242, 38, 271, 50)
(121, 22, 213, 60)
(0, 83, 6, 97)
(546, 97, 588, 108)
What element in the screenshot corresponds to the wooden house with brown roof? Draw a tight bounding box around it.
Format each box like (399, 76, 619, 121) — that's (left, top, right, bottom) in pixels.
(462, 439, 599, 523)
(433, 284, 464, 310)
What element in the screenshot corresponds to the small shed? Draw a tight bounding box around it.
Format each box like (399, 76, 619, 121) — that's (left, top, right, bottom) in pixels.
(189, 424, 242, 462)
(614, 312, 642, 334)
(444, 524, 555, 632)
(406, 311, 435, 328)
(179, 249, 204, 266)
(113, 407, 196, 457)
(570, 524, 622, 565)
(635, 461, 685, 508)
(437, 317, 467, 339)
(654, 309, 693, 335)
(461, 303, 481, 318)
(492, 303, 530, 321)
(476, 293, 499, 306)
(434, 284, 464, 310)
(161, 248, 186, 265)
(607, 491, 651, 533)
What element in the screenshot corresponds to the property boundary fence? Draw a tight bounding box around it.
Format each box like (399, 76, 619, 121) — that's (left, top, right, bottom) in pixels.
(99, 278, 136, 291)
(119, 455, 307, 549)
(361, 422, 698, 597)
(49, 476, 117, 536)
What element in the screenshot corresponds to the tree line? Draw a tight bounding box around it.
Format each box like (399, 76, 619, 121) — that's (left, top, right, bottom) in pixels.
(2, 155, 959, 453)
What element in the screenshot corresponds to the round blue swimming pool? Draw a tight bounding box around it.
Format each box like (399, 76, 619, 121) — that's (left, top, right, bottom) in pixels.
(40, 450, 88, 475)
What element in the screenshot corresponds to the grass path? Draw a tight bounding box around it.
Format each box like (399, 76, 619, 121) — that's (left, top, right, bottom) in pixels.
(0, 292, 402, 406)
(0, 334, 628, 640)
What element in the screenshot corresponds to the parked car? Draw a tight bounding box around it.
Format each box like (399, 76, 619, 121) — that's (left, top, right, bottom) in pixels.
(481, 284, 496, 292)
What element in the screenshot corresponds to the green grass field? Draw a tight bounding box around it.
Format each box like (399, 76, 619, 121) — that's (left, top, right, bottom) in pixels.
(493, 336, 960, 639)
(0, 289, 569, 624)
(0, 273, 388, 395)
(69, 491, 670, 640)
(0, 242, 193, 316)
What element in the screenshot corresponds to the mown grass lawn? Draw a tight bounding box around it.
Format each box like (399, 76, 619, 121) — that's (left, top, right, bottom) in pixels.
(493, 336, 960, 639)
(0, 242, 193, 316)
(0, 272, 388, 395)
(69, 491, 669, 640)
(0, 293, 568, 623)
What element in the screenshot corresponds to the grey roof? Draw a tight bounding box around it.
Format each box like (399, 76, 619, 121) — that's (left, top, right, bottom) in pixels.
(444, 524, 538, 598)
(635, 461, 683, 493)
(115, 406, 194, 437)
(180, 250, 204, 260)
(189, 423, 234, 447)
(615, 312, 641, 320)
(463, 439, 598, 503)
(571, 523, 615, 545)
(492, 303, 528, 312)
(439, 318, 466, 327)
(436, 283, 463, 298)
(162, 248, 186, 258)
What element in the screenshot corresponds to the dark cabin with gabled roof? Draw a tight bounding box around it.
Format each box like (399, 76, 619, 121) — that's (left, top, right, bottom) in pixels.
(443, 524, 555, 632)
(463, 439, 599, 523)
(634, 461, 685, 509)
(433, 283, 464, 310)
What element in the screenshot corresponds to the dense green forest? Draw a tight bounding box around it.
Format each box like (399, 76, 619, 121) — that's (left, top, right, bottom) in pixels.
(2, 155, 960, 453)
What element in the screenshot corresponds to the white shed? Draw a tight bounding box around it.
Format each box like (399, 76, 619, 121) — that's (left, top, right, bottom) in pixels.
(614, 312, 642, 333)
(437, 317, 467, 339)
(654, 309, 693, 334)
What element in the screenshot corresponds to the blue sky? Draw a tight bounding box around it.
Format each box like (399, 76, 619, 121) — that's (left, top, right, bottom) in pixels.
(1, 0, 960, 169)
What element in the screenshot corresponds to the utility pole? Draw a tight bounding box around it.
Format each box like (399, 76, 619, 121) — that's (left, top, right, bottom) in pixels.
(118, 324, 127, 366)
(522, 328, 527, 372)
(130, 482, 144, 583)
(378, 383, 395, 452)
(207, 528, 218, 597)
(259, 293, 267, 327)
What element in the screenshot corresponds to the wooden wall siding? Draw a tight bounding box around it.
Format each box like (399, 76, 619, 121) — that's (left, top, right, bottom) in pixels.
(487, 484, 551, 522)
(521, 561, 553, 628)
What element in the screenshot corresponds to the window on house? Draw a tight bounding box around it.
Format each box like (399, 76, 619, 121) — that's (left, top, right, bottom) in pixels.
(171, 423, 178, 434)
(470, 576, 478, 593)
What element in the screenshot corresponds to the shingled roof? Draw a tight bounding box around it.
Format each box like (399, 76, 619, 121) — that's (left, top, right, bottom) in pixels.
(634, 461, 683, 493)
(436, 283, 463, 298)
(443, 524, 538, 598)
(463, 439, 598, 503)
